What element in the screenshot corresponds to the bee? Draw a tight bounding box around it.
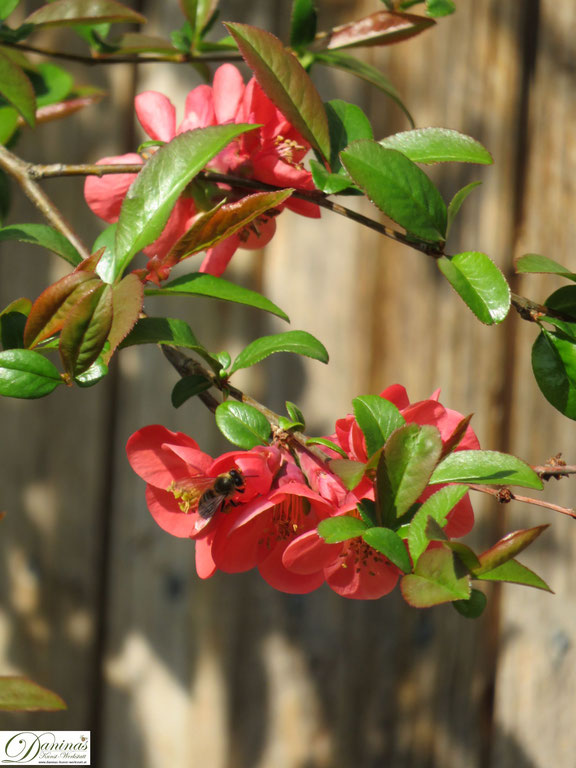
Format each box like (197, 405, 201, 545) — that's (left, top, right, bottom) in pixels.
(197, 469, 246, 520)
(168, 469, 246, 531)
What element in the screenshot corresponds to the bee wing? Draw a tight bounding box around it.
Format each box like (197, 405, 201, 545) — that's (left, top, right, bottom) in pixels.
(197, 492, 227, 521)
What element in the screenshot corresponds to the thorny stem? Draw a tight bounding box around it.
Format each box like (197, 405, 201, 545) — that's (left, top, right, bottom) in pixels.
(0, 40, 243, 66)
(0, 146, 91, 259)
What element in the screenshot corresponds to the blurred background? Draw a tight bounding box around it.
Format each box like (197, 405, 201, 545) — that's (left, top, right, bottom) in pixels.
(1, 1, 576, 766)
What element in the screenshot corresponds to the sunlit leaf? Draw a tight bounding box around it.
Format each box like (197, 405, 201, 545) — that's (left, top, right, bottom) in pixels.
(215, 400, 271, 448)
(318, 10, 434, 50)
(0, 677, 66, 711)
(380, 128, 492, 165)
(437, 251, 510, 324)
(318, 515, 368, 543)
(225, 22, 330, 160)
(229, 330, 328, 374)
(430, 450, 543, 489)
(0, 349, 62, 398)
(24, 0, 146, 26)
(0, 49, 35, 126)
(401, 545, 470, 607)
(341, 142, 447, 242)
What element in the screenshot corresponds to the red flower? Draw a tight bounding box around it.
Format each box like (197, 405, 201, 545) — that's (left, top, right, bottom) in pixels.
(209, 459, 336, 594)
(126, 425, 281, 577)
(85, 64, 319, 279)
(282, 385, 481, 599)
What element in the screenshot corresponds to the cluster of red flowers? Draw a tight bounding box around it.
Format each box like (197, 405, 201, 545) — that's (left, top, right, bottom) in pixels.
(84, 64, 319, 282)
(127, 386, 479, 600)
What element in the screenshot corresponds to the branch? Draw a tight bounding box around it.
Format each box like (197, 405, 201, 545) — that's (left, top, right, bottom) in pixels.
(0, 40, 243, 66)
(468, 483, 576, 520)
(160, 345, 332, 465)
(0, 146, 90, 259)
(16, 159, 576, 323)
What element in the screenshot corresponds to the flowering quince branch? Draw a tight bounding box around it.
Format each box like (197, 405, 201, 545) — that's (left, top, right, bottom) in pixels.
(0, 0, 575, 615)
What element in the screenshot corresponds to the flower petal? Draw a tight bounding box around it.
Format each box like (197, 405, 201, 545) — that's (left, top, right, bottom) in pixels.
(213, 64, 245, 123)
(135, 91, 176, 142)
(84, 153, 142, 223)
(126, 425, 201, 487)
(146, 484, 199, 538)
(199, 235, 239, 276)
(180, 85, 215, 132)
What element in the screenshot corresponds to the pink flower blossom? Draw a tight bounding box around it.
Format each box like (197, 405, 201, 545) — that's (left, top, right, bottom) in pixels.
(85, 64, 319, 280)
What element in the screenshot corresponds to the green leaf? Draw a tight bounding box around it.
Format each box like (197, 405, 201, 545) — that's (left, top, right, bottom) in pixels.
(30, 62, 73, 108)
(0, 0, 21, 21)
(475, 559, 552, 592)
(114, 124, 258, 278)
(380, 127, 491, 164)
(407, 484, 469, 565)
(352, 394, 405, 457)
(229, 330, 328, 374)
(166, 189, 292, 264)
(426, 0, 455, 17)
(532, 328, 576, 419)
(121, 316, 200, 350)
(290, 0, 317, 49)
(93, 222, 117, 283)
(24, 0, 146, 26)
(0, 311, 26, 349)
(357, 499, 377, 526)
(0, 676, 66, 711)
(225, 22, 330, 160)
(0, 223, 82, 266)
(215, 350, 231, 370)
(59, 283, 113, 376)
(447, 181, 482, 235)
(437, 251, 510, 324)
(74, 355, 108, 387)
(325, 99, 373, 172)
(320, 9, 435, 50)
(317, 515, 368, 543)
(277, 416, 304, 431)
(0, 349, 62, 398)
(0, 48, 35, 126)
(341, 142, 447, 242)
(171, 375, 212, 408)
(146, 272, 289, 322)
(314, 50, 414, 127)
(475, 526, 548, 575)
(329, 458, 366, 489)
(377, 423, 443, 525)
(305, 437, 347, 458)
(401, 545, 470, 607)
(515, 252, 576, 280)
(215, 400, 271, 448)
(309, 159, 356, 194)
(430, 450, 543, 489)
(452, 588, 487, 619)
(362, 527, 412, 573)
(539, 286, 576, 340)
(0, 105, 19, 146)
(286, 400, 305, 426)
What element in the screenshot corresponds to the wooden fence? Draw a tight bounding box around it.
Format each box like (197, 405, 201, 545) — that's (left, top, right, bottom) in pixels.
(1, 1, 576, 766)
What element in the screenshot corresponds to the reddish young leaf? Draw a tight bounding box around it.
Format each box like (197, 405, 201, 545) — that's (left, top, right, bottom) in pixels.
(102, 273, 144, 364)
(24, 0, 146, 27)
(59, 284, 113, 376)
(475, 525, 549, 575)
(0, 676, 66, 712)
(33, 94, 105, 125)
(225, 22, 331, 160)
(24, 274, 102, 348)
(165, 189, 293, 265)
(440, 413, 473, 459)
(317, 11, 435, 51)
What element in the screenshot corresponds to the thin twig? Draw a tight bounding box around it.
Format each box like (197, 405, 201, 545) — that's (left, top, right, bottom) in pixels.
(468, 483, 576, 520)
(0, 39, 243, 66)
(0, 146, 91, 259)
(160, 345, 331, 463)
